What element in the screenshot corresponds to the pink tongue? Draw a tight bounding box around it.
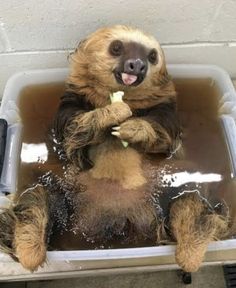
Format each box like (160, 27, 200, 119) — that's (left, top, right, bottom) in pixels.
(121, 73, 137, 85)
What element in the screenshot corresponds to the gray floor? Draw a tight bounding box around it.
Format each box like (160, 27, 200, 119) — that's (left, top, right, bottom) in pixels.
(0, 266, 226, 288)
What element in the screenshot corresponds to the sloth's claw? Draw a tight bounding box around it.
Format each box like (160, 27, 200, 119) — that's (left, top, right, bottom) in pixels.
(111, 131, 120, 137)
(112, 126, 121, 131)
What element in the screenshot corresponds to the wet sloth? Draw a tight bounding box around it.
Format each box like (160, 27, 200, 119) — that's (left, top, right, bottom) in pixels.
(0, 26, 229, 272)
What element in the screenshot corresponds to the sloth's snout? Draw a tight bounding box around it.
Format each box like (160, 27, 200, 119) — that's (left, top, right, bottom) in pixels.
(114, 58, 148, 86)
(124, 59, 147, 76)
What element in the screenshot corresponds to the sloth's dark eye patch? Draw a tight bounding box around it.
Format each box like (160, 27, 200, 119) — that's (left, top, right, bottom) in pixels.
(109, 40, 124, 57)
(148, 49, 158, 64)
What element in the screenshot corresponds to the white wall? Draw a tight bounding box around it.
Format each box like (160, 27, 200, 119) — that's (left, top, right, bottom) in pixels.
(1, 0, 236, 96)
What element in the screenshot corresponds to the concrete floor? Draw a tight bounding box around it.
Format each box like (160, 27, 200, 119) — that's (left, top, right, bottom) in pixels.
(0, 266, 227, 288)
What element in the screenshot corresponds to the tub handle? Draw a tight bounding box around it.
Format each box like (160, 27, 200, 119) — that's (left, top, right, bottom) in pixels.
(0, 122, 22, 195)
(0, 119, 8, 179)
(220, 115, 236, 178)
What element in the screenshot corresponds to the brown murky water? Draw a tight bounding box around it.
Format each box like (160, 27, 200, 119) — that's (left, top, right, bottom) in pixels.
(18, 83, 65, 193)
(17, 79, 234, 249)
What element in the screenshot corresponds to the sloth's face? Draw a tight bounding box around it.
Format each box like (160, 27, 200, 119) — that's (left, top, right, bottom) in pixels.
(109, 40, 158, 87)
(71, 26, 165, 92)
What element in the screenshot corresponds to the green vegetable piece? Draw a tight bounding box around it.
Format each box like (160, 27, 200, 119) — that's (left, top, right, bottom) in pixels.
(110, 91, 129, 148)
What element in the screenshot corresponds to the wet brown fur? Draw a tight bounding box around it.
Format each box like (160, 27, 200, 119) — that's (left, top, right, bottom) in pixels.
(0, 209, 16, 255)
(55, 25, 179, 171)
(0, 26, 230, 272)
(170, 193, 229, 272)
(13, 185, 48, 271)
(67, 26, 176, 109)
(64, 165, 157, 240)
(64, 101, 132, 164)
(0, 185, 49, 271)
(89, 142, 146, 190)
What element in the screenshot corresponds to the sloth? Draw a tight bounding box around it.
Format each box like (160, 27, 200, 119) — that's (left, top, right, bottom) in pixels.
(0, 25, 230, 272)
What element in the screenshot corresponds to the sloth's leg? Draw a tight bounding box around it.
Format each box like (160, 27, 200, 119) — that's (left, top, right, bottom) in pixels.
(0, 208, 16, 257)
(169, 193, 228, 272)
(13, 185, 49, 271)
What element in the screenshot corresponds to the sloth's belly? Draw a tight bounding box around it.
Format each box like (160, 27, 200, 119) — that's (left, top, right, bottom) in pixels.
(88, 141, 147, 190)
(48, 167, 157, 249)
(77, 171, 149, 211)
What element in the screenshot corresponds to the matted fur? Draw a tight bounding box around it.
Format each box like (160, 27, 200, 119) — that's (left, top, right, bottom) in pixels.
(64, 101, 132, 164)
(67, 25, 175, 109)
(170, 193, 229, 272)
(1, 26, 224, 272)
(117, 118, 158, 147)
(54, 25, 180, 169)
(0, 209, 16, 256)
(89, 142, 146, 190)
(13, 185, 48, 271)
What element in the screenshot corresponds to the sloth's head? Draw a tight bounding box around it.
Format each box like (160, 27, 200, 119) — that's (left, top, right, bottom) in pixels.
(69, 25, 169, 93)
(109, 38, 158, 87)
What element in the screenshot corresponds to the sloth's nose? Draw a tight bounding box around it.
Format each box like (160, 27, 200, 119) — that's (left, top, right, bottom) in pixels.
(124, 59, 147, 75)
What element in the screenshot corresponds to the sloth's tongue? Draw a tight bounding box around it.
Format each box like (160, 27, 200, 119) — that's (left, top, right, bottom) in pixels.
(121, 73, 137, 85)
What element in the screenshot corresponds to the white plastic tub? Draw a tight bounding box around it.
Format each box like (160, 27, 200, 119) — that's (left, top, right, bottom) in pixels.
(0, 64, 236, 279)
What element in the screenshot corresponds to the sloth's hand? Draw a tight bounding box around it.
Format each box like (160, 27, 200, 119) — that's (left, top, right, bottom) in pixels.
(107, 102, 132, 125)
(112, 118, 157, 145)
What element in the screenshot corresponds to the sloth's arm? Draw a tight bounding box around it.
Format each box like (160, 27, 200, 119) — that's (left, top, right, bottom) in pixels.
(54, 91, 131, 167)
(117, 100, 181, 154)
(54, 91, 90, 143)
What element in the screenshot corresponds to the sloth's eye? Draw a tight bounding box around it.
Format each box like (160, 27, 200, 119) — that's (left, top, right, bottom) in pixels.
(148, 49, 158, 64)
(109, 40, 123, 56)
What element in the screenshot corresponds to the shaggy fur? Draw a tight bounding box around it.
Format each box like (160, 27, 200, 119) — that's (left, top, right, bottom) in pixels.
(13, 185, 48, 271)
(0, 208, 16, 256)
(0, 25, 230, 272)
(54, 25, 180, 170)
(0, 185, 48, 271)
(170, 192, 229, 272)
